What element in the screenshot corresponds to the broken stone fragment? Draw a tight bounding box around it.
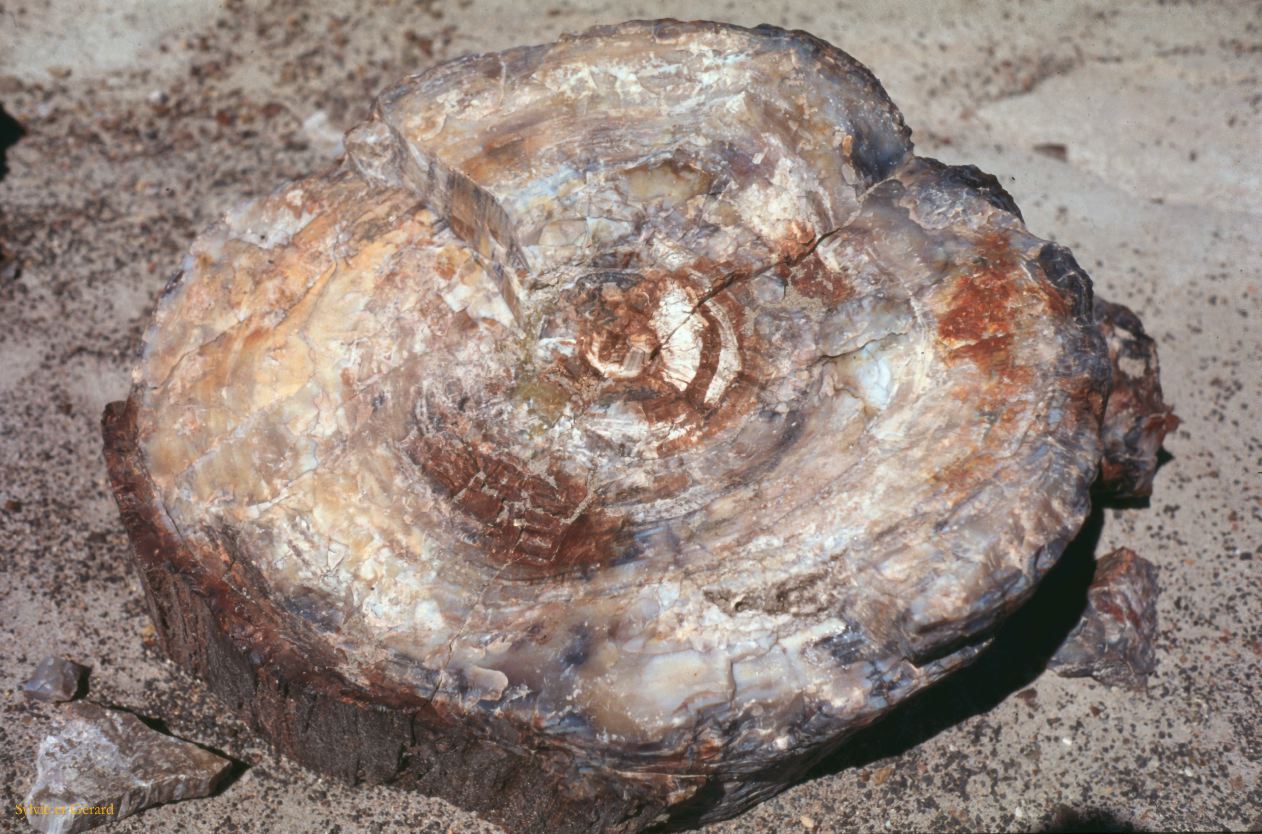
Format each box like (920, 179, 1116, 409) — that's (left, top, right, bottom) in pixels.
(22, 656, 87, 703)
(1092, 299, 1179, 499)
(1050, 547, 1160, 690)
(22, 701, 232, 834)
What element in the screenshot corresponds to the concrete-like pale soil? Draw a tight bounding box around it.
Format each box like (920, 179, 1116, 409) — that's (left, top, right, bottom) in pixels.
(1, 2, 1258, 833)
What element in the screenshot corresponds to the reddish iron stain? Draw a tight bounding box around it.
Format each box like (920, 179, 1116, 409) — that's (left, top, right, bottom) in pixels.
(931, 231, 1050, 491)
(433, 249, 458, 282)
(933, 448, 996, 493)
(409, 433, 624, 577)
(936, 231, 1022, 378)
(784, 251, 854, 304)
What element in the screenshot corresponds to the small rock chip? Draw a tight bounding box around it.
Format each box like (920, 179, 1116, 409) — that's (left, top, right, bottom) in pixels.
(301, 109, 344, 157)
(1050, 547, 1160, 689)
(23, 701, 232, 833)
(22, 656, 87, 702)
(0, 239, 20, 282)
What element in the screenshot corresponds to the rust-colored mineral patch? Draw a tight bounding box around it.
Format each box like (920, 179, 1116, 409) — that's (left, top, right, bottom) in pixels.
(408, 431, 627, 576)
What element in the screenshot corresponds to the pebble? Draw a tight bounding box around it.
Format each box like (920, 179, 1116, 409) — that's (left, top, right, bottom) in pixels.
(21, 656, 87, 703)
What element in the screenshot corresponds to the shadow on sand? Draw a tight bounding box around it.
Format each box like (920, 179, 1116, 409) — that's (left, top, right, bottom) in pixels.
(807, 504, 1105, 778)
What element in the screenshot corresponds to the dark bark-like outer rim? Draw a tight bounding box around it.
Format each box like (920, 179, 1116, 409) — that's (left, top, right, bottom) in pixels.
(102, 396, 700, 834)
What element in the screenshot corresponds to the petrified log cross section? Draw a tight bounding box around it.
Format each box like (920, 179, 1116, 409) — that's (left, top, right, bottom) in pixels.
(104, 20, 1174, 834)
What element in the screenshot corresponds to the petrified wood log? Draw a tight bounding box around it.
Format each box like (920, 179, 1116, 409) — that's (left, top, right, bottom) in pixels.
(102, 20, 1175, 832)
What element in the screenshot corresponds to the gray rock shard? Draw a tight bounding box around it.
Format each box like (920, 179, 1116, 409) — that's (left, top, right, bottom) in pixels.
(22, 656, 87, 703)
(22, 701, 232, 833)
(1050, 547, 1160, 689)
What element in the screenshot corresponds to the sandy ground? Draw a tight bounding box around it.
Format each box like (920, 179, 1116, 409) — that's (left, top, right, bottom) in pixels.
(1, 1, 1259, 832)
